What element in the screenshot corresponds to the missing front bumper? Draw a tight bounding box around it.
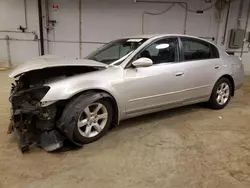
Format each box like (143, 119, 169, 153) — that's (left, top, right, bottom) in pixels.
(9, 103, 65, 153)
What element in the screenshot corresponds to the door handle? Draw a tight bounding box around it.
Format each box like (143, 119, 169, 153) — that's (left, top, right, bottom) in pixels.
(214, 65, 220, 69)
(175, 72, 184, 77)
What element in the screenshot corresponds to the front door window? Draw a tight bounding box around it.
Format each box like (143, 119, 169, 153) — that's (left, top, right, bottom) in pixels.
(137, 38, 179, 64)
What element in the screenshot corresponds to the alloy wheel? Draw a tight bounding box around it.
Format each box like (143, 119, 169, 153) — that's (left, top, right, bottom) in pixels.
(216, 82, 230, 105)
(77, 103, 108, 138)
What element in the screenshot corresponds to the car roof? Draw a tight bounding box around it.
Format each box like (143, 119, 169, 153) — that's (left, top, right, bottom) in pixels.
(123, 34, 216, 46)
(126, 34, 159, 39)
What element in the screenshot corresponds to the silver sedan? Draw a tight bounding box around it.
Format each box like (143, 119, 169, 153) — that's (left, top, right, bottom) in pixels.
(9, 34, 244, 152)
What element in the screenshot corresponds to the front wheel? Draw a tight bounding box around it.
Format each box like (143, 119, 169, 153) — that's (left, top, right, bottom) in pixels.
(61, 93, 113, 145)
(74, 100, 113, 144)
(208, 78, 232, 109)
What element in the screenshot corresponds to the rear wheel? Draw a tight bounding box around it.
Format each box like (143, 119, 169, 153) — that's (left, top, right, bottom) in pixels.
(208, 78, 232, 109)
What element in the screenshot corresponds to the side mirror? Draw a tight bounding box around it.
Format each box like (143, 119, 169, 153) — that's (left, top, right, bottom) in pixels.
(132, 58, 153, 68)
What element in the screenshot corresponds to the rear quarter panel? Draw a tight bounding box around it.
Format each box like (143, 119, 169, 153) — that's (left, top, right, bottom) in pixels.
(219, 50, 244, 90)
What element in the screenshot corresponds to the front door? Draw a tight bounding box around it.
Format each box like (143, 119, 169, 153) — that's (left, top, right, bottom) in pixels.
(123, 37, 186, 114)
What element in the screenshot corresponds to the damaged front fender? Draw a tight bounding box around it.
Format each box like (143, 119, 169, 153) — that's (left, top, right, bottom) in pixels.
(41, 66, 121, 102)
(8, 62, 105, 152)
(8, 57, 120, 152)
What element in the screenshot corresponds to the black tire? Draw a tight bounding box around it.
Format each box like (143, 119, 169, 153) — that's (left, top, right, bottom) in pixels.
(62, 93, 113, 145)
(208, 77, 233, 109)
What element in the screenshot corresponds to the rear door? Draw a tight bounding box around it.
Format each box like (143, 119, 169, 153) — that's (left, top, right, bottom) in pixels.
(178, 37, 221, 103)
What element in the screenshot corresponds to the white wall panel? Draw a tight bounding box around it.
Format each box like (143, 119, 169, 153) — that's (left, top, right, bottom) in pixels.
(8, 41, 39, 65)
(82, 1, 143, 42)
(0, 0, 250, 73)
(0, 0, 39, 65)
(48, 0, 79, 41)
(82, 43, 103, 57)
(143, 5, 185, 34)
(239, 0, 250, 74)
(0, 0, 25, 31)
(0, 40, 7, 61)
(48, 42, 79, 58)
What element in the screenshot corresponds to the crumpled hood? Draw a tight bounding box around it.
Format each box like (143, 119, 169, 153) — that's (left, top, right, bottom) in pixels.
(9, 54, 107, 78)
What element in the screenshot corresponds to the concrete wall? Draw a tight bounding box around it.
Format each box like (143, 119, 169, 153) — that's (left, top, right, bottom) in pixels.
(0, 0, 250, 73)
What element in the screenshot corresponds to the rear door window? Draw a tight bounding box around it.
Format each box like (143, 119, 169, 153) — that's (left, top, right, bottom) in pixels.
(181, 37, 219, 61)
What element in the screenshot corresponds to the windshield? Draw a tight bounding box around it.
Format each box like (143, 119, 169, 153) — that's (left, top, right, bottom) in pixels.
(86, 38, 147, 65)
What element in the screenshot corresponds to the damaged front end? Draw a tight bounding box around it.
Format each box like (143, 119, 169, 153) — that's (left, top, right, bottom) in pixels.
(9, 77, 65, 152)
(8, 55, 107, 152)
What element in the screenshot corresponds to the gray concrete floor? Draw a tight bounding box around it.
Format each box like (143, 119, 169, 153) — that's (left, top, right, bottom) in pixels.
(0, 70, 250, 188)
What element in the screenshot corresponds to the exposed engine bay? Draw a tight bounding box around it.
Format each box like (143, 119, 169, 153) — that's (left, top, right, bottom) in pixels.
(9, 66, 100, 152)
